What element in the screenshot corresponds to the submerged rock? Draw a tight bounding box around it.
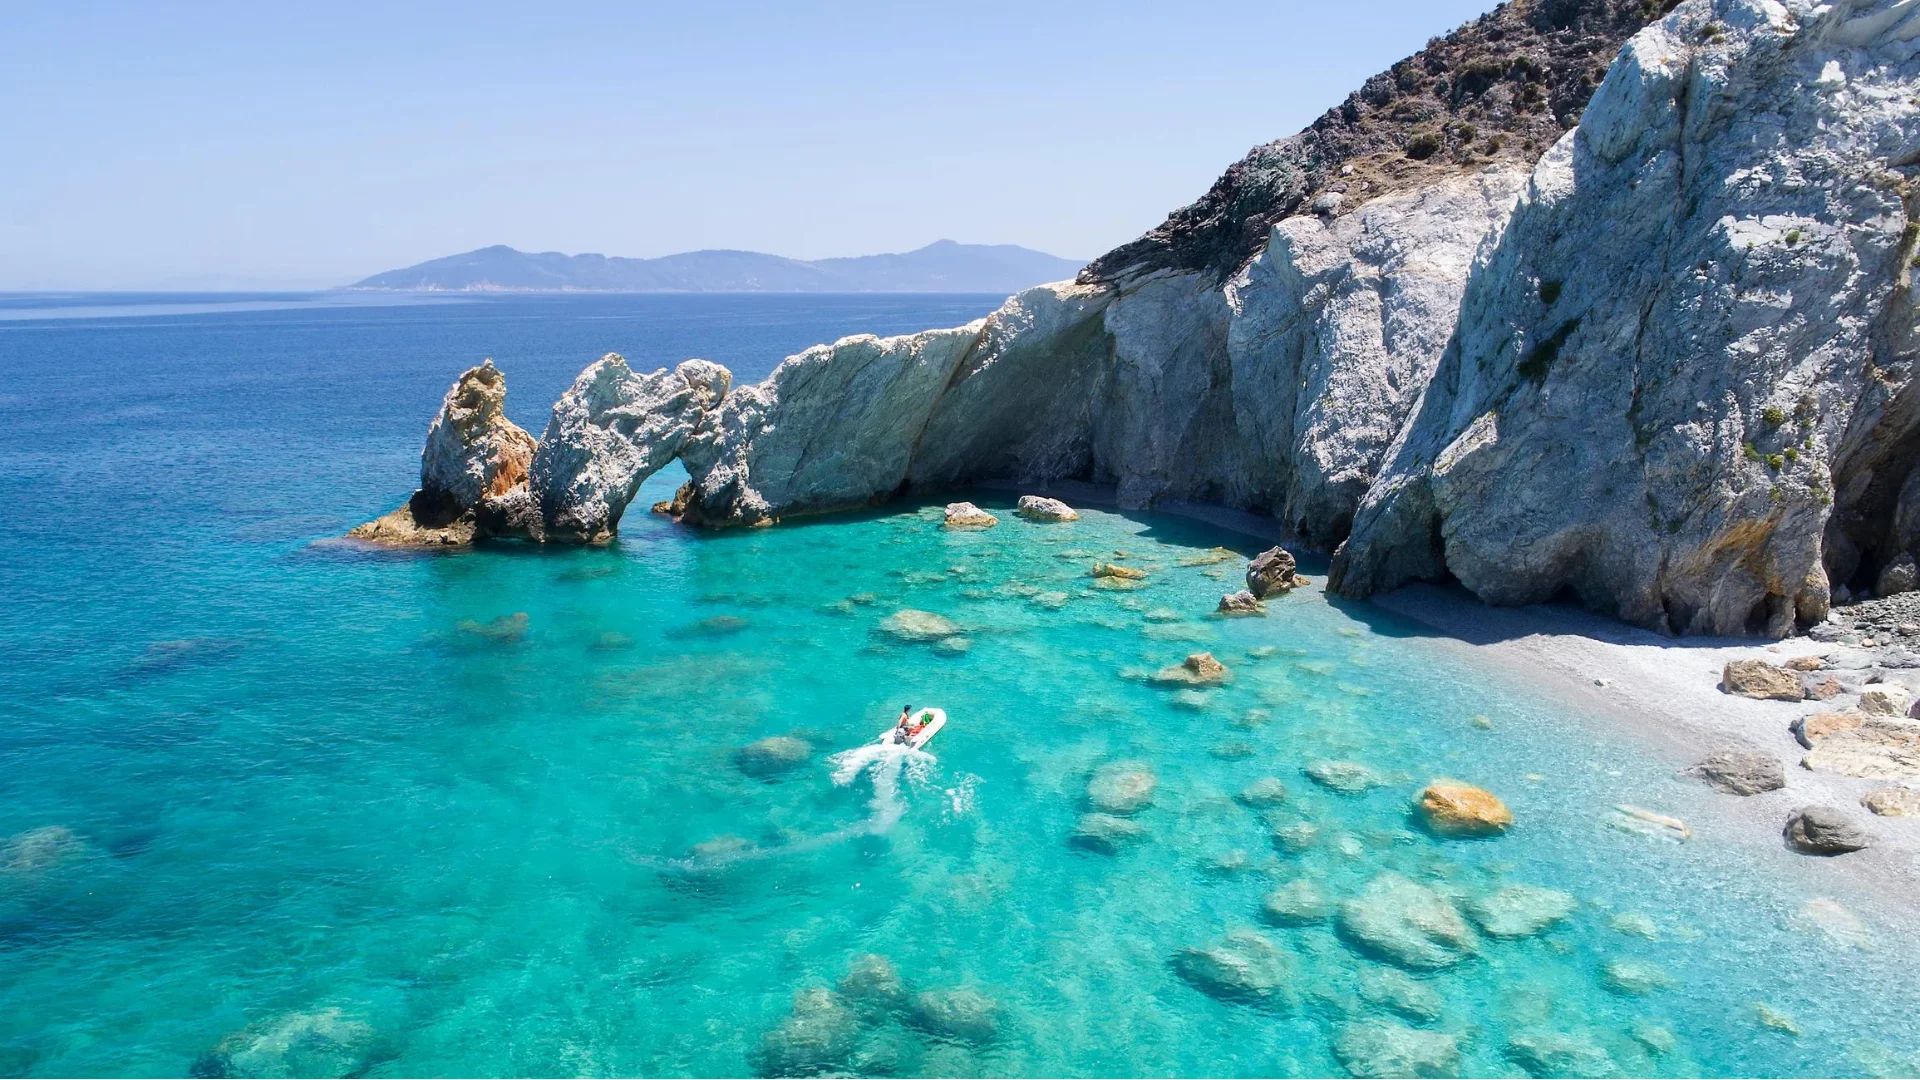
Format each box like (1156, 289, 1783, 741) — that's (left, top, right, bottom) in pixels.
(1416, 780, 1513, 836)
(1086, 763, 1157, 815)
(1306, 760, 1384, 794)
(1721, 661, 1803, 701)
(1783, 806, 1871, 855)
(1246, 546, 1306, 598)
(1337, 873, 1478, 970)
(1015, 496, 1079, 523)
(1505, 1030, 1617, 1079)
(837, 954, 909, 1016)
(1, 826, 82, 874)
(1600, 958, 1672, 996)
(1467, 885, 1576, 938)
(736, 736, 812, 778)
(1356, 968, 1444, 1025)
(1092, 561, 1147, 581)
(455, 612, 528, 643)
(878, 609, 961, 643)
(1171, 929, 1298, 1009)
(1262, 879, 1333, 925)
(196, 1007, 377, 1080)
(754, 987, 860, 1077)
(1178, 547, 1239, 567)
(1217, 590, 1266, 615)
(942, 502, 999, 528)
(906, 987, 1001, 1045)
(1332, 1020, 1460, 1078)
(1236, 777, 1290, 808)
(1071, 813, 1148, 854)
(1683, 749, 1785, 796)
(1151, 652, 1230, 686)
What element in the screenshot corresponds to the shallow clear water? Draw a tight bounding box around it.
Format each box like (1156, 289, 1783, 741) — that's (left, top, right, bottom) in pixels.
(2, 294, 1918, 1078)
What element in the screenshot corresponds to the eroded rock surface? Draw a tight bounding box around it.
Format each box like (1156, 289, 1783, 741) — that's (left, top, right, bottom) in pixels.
(529, 355, 729, 541)
(1334, 0, 1920, 637)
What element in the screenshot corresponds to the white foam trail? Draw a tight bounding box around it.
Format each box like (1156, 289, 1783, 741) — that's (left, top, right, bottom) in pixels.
(644, 738, 936, 874)
(827, 740, 935, 835)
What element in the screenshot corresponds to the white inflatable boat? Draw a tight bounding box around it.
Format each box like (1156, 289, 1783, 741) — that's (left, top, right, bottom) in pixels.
(879, 707, 946, 750)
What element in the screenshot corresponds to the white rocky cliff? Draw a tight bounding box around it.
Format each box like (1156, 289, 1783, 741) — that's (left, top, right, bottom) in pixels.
(1331, 0, 1920, 636)
(349, 0, 1920, 642)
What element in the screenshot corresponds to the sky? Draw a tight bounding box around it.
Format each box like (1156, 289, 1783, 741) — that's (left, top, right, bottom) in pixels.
(1, 1, 1497, 290)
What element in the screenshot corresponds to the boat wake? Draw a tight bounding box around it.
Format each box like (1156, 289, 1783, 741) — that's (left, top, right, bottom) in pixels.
(645, 739, 937, 875)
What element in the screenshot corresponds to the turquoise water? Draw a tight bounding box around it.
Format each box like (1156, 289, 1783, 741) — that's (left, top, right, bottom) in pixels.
(3, 294, 1919, 1078)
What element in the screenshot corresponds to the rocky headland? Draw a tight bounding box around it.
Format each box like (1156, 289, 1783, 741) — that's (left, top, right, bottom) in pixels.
(356, 0, 1920, 650)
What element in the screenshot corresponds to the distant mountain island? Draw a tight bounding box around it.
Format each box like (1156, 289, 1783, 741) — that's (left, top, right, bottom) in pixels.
(347, 240, 1084, 294)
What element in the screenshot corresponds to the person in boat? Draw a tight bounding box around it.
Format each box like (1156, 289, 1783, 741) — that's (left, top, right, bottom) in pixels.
(894, 705, 917, 744)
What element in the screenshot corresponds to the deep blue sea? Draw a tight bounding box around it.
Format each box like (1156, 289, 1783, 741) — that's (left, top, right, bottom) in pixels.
(2, 291, 1918, 1078)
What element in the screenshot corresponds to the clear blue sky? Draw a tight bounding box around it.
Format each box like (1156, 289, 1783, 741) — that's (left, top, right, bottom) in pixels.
(1, 1, 1495, 290)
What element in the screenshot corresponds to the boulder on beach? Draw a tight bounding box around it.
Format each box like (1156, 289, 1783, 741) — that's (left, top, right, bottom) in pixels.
(1217, 590, 1266, 616)
(1793, 710, 1863, 748)
(1467, 885, 1576, 938)
(1246, 546, 1307, 598)
(1859, 685, 1912, 716)
(1862, 786, 1920, 816)
(1505, 1029, 1618, 1079)
(1236, 777, 1290, 808)
(1087, 763, 1157, 814)
(1337, 873, 1478, 970)
(1721, 660, 1803, 701)
(1356, 967, 1444, 1025)
(1683, 749, 1785, 796)
(1332, 1020, 1461, 1078)
(1171, 929, 1298, 1009)
(1307, 760, 1385, 794)
(754, 987, 860, 1077)
(906, 987, 1001, 1045)
(1800, 719, 1920, 780)
(943, 502, 999, 528)
(1092, 561, 1147, 580)
(879, 609, 960, 643)
(1878, 553, 1918, 597)
(1071, 812, 1148, 854)
(736, 736, 812, 778)
(1015, 495, 1078, 523)
(1783, 805, 1871, 854)
(1416, 780, 1513, 836)
(1263, 879, 1333, 925)
(1151, 652, 1230, 687)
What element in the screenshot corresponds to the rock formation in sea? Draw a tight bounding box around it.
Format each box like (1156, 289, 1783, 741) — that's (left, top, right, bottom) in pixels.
(349, 360, 535, 545)
(359, 0, 1920, 642)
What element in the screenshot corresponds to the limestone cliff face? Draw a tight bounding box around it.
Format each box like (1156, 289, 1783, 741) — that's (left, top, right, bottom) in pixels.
(1330, 0, 1920, 636)
(675, 169, 1528, 543)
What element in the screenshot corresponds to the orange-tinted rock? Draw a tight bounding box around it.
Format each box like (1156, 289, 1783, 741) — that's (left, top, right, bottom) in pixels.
(1417, 780, 1513, 836)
